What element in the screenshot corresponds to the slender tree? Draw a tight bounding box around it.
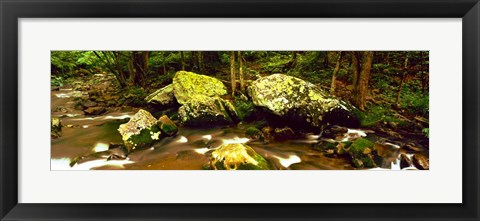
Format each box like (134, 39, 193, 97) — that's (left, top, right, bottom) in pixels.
(230, 51, 236, 95)
(351, 51, 361, 87)
(238, 51, 245, 91)
(180, 51, 186, 70)
(395, 52, 409, 106)
(330, 51, 343, 93)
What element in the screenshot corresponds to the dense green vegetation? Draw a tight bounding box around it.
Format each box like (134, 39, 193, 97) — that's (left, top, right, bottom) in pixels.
(52, 51, 429, 136)
(51, 50, 430, 170)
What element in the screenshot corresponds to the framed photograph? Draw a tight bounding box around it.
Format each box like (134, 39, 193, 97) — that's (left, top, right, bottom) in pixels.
(1, 0, 479, 220)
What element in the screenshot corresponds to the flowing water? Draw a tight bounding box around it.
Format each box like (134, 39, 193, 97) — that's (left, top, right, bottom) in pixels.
(51, 90, 423, 170)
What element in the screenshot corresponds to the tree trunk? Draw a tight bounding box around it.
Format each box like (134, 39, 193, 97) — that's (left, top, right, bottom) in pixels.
(395, 52, 409, 105)
(421, 51, 428, 95)
(323, 52, 329, 68)
(238, 51, 244, 91)
(131, 51, 149, 86)
(161, 52, 167, 75)
(93, 51, 127, 88)
(191, 51, 197, 71)
(351, 51, 361, 87)
(180, 51, 186, 70)
(353, 51, 374, 111)
(230, 51, 236, 95)
(113, 52, 128, 87)
(197, 51, 204, 73)
(330, 51, 343, 93)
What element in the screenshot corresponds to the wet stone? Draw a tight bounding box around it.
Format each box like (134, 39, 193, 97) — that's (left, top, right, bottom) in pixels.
(412, 154, 429, 170)
(400, 153, 413, 169)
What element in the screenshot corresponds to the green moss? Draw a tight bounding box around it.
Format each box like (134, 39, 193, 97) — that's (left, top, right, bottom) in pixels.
(126, 125, 161, 151)
(349, 138, 374, 157)
(245, 127, 261, 137)
(157, 115, 178, 136)
(160, 124, 177, 135)
(172, 71, 227, 104)
(348, 138, 376, 168)
(342, 141, 353, 148)
(234, 98, 255, 121)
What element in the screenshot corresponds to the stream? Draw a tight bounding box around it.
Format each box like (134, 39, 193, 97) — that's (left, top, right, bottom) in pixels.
(51, 89, 424, 170)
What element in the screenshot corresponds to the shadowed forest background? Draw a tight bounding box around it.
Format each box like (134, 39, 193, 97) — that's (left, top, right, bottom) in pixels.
(51, 51, 429, 170)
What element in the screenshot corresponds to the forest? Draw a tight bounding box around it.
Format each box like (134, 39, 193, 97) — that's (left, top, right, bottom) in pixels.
(51, 51, 429, 170)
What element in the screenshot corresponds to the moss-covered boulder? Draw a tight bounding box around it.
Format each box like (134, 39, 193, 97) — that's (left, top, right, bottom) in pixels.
(51, 117, 62, 139)
(172, 71, 227, 105)
(178, 95, 237, 126)
(248, 74, 359, 130)
(347, 138, 377, 168)
(145, 84, 177, 109)
(210, 143, 270, 170)
(118, 109, 162, 152)
(157, 115, 178, 136)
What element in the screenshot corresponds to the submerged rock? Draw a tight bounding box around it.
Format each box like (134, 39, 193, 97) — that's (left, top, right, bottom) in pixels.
(178, 95, 237, 126)
(172, 71, 227, 105)
(210, 143, 270, 170)
(145, 84, 177, 108)
(51, 117, 62, 139)
(157, 115, 178, 136)
(248, 74, 359, 130)
(84, 106, 106, 115)
(261, 126, 296, 144)
(118, 109, 162, 152)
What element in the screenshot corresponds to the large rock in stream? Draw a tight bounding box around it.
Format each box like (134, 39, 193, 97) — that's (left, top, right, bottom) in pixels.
(248, 74, 359, 130)
(51, 117, 62, 139)
(145, 84, 177, 108)
(118, 109, 177, 152)
(210, 143, 271, 170)
(146, 71, 237, 126)
(172, 71, 227, 105)
(178, 95, 237, 126)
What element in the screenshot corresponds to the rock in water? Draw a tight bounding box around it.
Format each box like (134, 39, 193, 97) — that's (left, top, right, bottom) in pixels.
(84, 106, 106, 115)
(412, 154, 429, 170)
(347, 138, 377, 168)
(145, 84, 177, 108)
(178, 95, 237, 126)
(248, 74, 359, 130)
(157, 115, 178, 136)
(118, 109, 162, 152)
(172, 71, 227, 104)
(210, 143, 270, 170)
(400, 153, 413, 169)
(51, 117, 62, 138)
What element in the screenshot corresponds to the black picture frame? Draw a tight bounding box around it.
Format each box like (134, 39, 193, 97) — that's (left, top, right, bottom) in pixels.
(1, 0, 479, 220)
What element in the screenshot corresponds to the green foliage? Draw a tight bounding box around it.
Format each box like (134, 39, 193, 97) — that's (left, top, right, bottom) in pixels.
(121, 87, 148, 106)
(76, 51, 102, 68)
(348, 138, 376, 168)
(422, 128, 429, 138)
(51, 76, 64, 87)
(234, 97, 255, 121)
(400, 89, 429, 117)
(245, 127, 261, 137)
(127, 125, 161, 150)
(51, 51, 83, 76)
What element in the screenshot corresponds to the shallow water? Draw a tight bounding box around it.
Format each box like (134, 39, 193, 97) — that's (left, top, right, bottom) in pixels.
(51, 89, 424, 171)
